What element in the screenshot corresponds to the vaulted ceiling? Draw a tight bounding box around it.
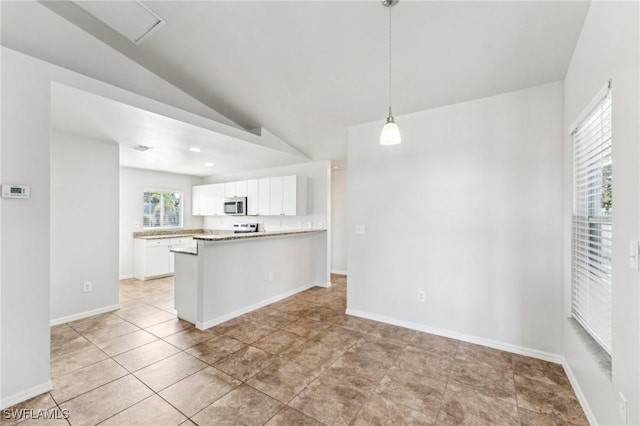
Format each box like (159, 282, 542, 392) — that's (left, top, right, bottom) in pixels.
(2, 0, 589, 168)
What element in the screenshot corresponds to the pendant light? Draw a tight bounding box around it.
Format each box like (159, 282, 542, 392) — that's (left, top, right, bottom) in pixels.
(380, 0, 401, 145)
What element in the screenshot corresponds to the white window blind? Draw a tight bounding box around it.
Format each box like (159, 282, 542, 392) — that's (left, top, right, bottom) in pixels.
(143, 190, 183, 229)
(571, 87, 612, 354)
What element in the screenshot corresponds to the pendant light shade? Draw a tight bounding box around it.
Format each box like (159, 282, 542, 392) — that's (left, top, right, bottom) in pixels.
(380, 0, 401, 145)
(380, 108, 401, 145)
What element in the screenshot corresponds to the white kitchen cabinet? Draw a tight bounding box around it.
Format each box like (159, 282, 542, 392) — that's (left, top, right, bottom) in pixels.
(134, 237, 196, 280)
(283, 175, 307, 215)
(270, 176, 284, 215)
(258, 178, 271, 215)
(247, 179, 258, 215)
(192, 185, 203, 216)
(201, 183, 224, 216)
(224, 180, 247, 198)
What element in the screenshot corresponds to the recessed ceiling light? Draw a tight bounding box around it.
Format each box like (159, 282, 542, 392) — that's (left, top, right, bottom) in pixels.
(204, 162, 214, 167)
(146, 158, 157, 164)
(189, 147, 202, 153)
(72, 0, 165, 45)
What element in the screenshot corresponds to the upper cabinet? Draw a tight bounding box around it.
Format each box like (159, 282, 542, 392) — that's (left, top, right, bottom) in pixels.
(193, 175, 307, 217)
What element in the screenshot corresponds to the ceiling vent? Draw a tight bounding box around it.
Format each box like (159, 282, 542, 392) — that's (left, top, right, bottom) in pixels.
(131, 144, 153, 152)
(72, 0, 165, 45)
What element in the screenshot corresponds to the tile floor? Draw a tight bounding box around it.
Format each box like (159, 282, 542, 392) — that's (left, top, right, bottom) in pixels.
(6, 274, 589, 425)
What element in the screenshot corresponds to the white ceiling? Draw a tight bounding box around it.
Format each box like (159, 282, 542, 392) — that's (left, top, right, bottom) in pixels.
(3, 0, 590, 172)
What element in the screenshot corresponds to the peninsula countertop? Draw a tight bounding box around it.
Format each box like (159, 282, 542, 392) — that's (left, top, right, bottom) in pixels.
(194, 228, 326, 242)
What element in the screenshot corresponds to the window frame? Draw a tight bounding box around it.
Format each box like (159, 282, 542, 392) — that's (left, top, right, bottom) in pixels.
(570, 81, 613, 355)
(142, 189, 184, 230)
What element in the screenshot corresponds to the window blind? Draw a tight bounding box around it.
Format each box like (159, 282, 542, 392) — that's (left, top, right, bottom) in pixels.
(571, 87, 612, 354)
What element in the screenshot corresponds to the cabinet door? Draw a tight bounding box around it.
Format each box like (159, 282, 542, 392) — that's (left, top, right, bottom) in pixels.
(203, 185, 216, 216)
(270, 176, 283, 215)
(282, 176, 297, 215)
(247, 179, 259, 215)
(258, 178, 271, 215)
(235, 180, 248, 197)
(212, 183, 225, 215)
(146, 245, 169, 277)
(192, 186, 202, 216)
(224, 182, 236, 198)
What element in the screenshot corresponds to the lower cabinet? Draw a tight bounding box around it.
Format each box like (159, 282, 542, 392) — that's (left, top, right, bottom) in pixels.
(134, 237, 195, 280)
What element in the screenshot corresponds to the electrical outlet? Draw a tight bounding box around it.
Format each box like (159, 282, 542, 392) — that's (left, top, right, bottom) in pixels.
(268, 272, 274, 282)
(83, 281, 92, 293)
(417, 291, 426, 302)
(618, 392, 627, 425)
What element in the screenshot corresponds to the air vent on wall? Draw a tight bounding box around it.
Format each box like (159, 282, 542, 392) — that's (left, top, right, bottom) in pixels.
(131, 144, 153, 152)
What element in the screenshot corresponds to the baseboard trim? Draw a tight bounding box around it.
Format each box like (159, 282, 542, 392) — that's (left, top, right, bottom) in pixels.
(196, 282, 318, 330)
(331, 270, 347, 275)
(1, 381, 52, 410)
(119, 274, 133, 280)
(315, 281, 331, 289)
(50, 304, 120, 326)
(562, 359, 599, 426)
(345, 308, 563, 363)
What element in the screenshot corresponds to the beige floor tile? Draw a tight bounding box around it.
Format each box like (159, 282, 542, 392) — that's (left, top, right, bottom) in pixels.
(246, 357, 318, 403)
(159, 366, 241, 416)
(455, 341, 514, 371)
(376, 366, 445, 417)
(284, 336, 348, 371)
(515, 375, 588, 424)
(163, 327, 218, 350)
(113, 339, 181, 372)
(50, 358, 128, 403)
(252, 329, 307, 354)
(448, 358, 516, 403)
(366, 322, 415, 344)
(224, 321, 279, 344)
(353, 394, 436, 426)
(214, 345, 276, 381)
(289, 373, 368, 425)
(324, 350, 392, 389)
(94, 329, 158, 357)
(126, 310, 177, 328)
(100, 395, 187, 426)
(50, 345, 108, 378)
(60, 375, 152, 426)
(50, 327, 94, 360)
(185, 334, 246, 364)
(281, 317, 327, 339)
(518, 406, 589, 426)
(513, 354, 571, 387)
(82, 321, 140, 344)
(258, 311, 301, 329)
(264, 406, 323, 426)
(190, 384, 283, 426)
(66, 313, 123, 334)
(145, 318, 194, 338)
(394, 345, 454, 382)
(134, 352, 207, 392)
(438, 381, 519, 425)
(405, 331, 459, 358)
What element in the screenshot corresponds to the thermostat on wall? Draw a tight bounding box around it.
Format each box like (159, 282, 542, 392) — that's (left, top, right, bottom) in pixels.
(1, 183, 30, 199)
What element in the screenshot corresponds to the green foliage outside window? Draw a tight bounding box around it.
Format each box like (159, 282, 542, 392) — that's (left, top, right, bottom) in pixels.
(143, 191, 182, 228)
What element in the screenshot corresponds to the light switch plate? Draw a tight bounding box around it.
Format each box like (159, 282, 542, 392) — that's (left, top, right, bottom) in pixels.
(355, 224, 366, 235)
(629, 240, 639, 270)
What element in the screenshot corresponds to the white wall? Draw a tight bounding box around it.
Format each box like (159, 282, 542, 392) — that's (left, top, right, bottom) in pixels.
(563, 2, 640, 425)
(331, 168, 347, 274)
(119, 167, 204, 278)
(51, 132, 119, 322)
(0, 47, 53, 409)
(347, 82, 565, 358)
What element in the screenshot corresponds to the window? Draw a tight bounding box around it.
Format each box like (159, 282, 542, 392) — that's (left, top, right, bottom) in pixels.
(143, 190, 183, 229)
(571, 85, 612, 354)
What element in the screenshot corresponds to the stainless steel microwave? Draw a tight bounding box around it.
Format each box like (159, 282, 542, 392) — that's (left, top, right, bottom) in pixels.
(224, 197, 247, 215)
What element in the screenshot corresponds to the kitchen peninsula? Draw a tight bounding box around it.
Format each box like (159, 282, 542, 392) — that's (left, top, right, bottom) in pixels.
(172, 229, 328, 330)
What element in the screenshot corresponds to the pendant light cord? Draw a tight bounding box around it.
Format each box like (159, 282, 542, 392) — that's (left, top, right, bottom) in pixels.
(388, 5, 392, 115)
